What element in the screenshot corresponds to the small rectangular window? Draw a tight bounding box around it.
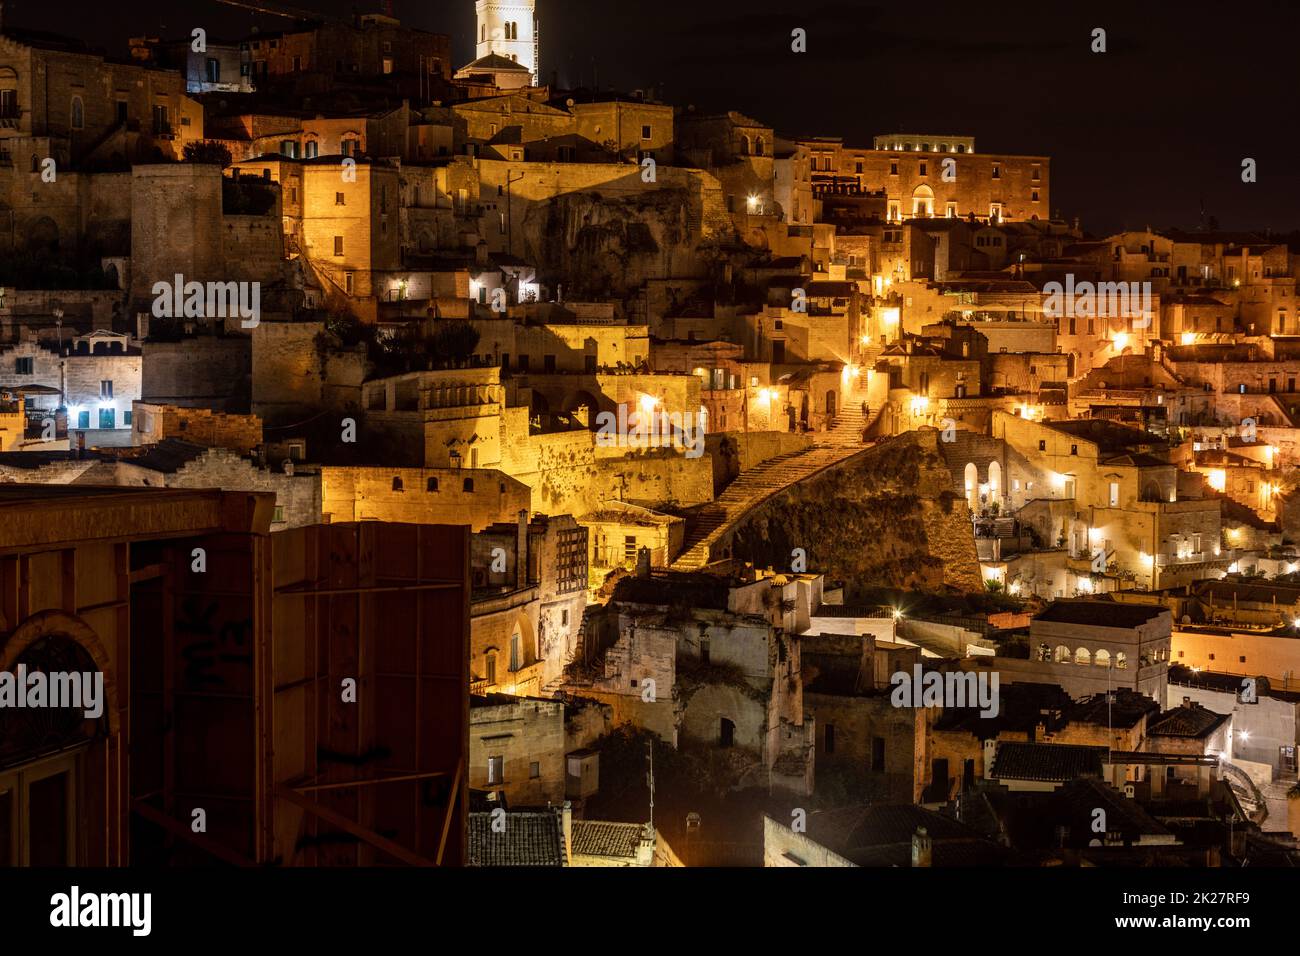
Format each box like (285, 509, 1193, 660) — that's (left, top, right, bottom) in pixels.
(334, 236, 344, 256)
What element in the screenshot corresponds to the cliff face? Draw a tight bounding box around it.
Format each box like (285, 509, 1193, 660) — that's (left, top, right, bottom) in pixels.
(723, 430, 985, 595)
(522, 187, 704, 299)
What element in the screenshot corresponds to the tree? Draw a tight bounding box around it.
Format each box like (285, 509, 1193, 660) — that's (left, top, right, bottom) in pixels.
(183, 140, 233, 168)
(431, 321, 480, 367)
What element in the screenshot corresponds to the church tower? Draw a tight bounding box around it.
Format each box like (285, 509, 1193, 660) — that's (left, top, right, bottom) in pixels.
(474, 1, 538, 86)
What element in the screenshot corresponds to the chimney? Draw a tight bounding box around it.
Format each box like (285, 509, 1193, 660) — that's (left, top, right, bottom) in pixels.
(910, 827, 932, 867)
(516, 509, 528, 589)
(561, 801, 573, 866)
(1182, 696, 1192, 708)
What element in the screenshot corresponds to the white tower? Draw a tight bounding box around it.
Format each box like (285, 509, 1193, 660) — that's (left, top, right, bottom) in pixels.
(475, 1, 538, 86)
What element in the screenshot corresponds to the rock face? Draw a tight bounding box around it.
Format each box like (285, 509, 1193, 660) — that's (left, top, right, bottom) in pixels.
(723, 430, 984, 595)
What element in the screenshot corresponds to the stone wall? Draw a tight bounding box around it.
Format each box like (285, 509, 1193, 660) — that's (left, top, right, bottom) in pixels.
(132, 403, 263, 453)
(141, 337, 252, 411)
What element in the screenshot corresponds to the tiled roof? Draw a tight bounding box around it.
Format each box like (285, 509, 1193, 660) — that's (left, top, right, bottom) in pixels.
(468, 811, 566, 866)
(570, 821, 644, 859)
(1069, 689, 1161, 729)
(1148, 702, 1230, 739)
(990, 742, 1106, 782)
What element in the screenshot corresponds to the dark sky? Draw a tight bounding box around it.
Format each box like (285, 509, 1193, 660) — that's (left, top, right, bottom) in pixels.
(14, 0, 1300, 236)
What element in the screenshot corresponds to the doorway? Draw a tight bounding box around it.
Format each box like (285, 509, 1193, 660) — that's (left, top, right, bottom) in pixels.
(719, 718, 735, 748)
(0, 750, 80, 866)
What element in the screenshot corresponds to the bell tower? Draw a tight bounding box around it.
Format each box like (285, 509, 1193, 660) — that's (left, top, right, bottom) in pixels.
(474, 1, 538, 86)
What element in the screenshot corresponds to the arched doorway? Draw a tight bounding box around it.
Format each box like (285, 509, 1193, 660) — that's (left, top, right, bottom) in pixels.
(0, 633, 107, 865)
(719, 717, 735, 748)
(964, 462, 978, 510)
(988, 460, 1002, 505)
(912, 184, 935, 217)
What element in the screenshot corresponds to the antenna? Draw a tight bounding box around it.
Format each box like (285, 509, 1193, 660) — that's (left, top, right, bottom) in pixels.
(646, 738, 655, 830)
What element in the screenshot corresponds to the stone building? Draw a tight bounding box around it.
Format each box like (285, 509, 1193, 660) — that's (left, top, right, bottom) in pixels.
(0, 23, 202, 174)
(573, 569, 815, 795)
(993, 412, 1227, 591)
(469, 693, 566, 807)
(807, 134, 1050, 225)
(470, 512, 588, 693)
(244, 14, 451, 86)
(0, 331, 141, 432)
(1005, 598, 1173, 699)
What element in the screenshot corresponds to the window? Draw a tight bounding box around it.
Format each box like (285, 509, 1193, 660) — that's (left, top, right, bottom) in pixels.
(1070, 444, 1078, 456)
(0, 89, 17, 119)
(529, 761, 540, 779)
(152, 105, 170, 135)
(273, 505, 285, 523)
(1038, 440, 1046, 451)
(206, 58, 220, 83)
(641, 124, 652, 140)
(100, 380, 113, 399)
(991, 164, 1001, 179)
(391, 476, 404, 492)
(510, 633, 520, 671)
(486, 655, 496, 685)
(919, 161, 927, 176)
(463, 477, 474, 492)
(426, 477, 439, 492)
(1109, 482, 1119, 507)
(487, 755, 503, 785)
(344, 272, 354, 294)
(14, 357, 32, 375)
(333, 236, 344, 256)
(335, 191, 345, 205)
(70, 96, 84, 130)
(889, 161, 898, 176)
(280, 140, 298, 159)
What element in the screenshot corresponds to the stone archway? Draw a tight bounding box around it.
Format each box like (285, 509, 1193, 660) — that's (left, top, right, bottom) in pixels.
(0, 609, 119, 735)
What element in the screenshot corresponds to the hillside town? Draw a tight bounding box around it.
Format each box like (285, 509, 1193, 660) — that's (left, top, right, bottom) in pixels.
(0, 0, 1298, 874)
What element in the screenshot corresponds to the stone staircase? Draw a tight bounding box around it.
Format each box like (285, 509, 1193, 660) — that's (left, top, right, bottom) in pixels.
(670, 410, 874, 571)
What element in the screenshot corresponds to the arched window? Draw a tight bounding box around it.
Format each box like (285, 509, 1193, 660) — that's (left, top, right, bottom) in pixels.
(1074, 647, 1092, 666)
(740, 134, 751, 156)
(70, 96, 84, 130)
(391, 476, 404, 491)
(426, 476, 439, 492)
(1037, 642, 1051, 662)
(964, 462, 978, 510)
(1115, 652, 1128, 669)
(1054, 645, 1071, 664)
(988, 460, 1002, 501)
(1094, 648, 1111, 667)
(755, 136, 765, 157)
(463, 477, 474, 492)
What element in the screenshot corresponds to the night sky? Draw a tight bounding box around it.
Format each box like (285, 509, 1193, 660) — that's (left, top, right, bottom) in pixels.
(13, 0, 1300, 236)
